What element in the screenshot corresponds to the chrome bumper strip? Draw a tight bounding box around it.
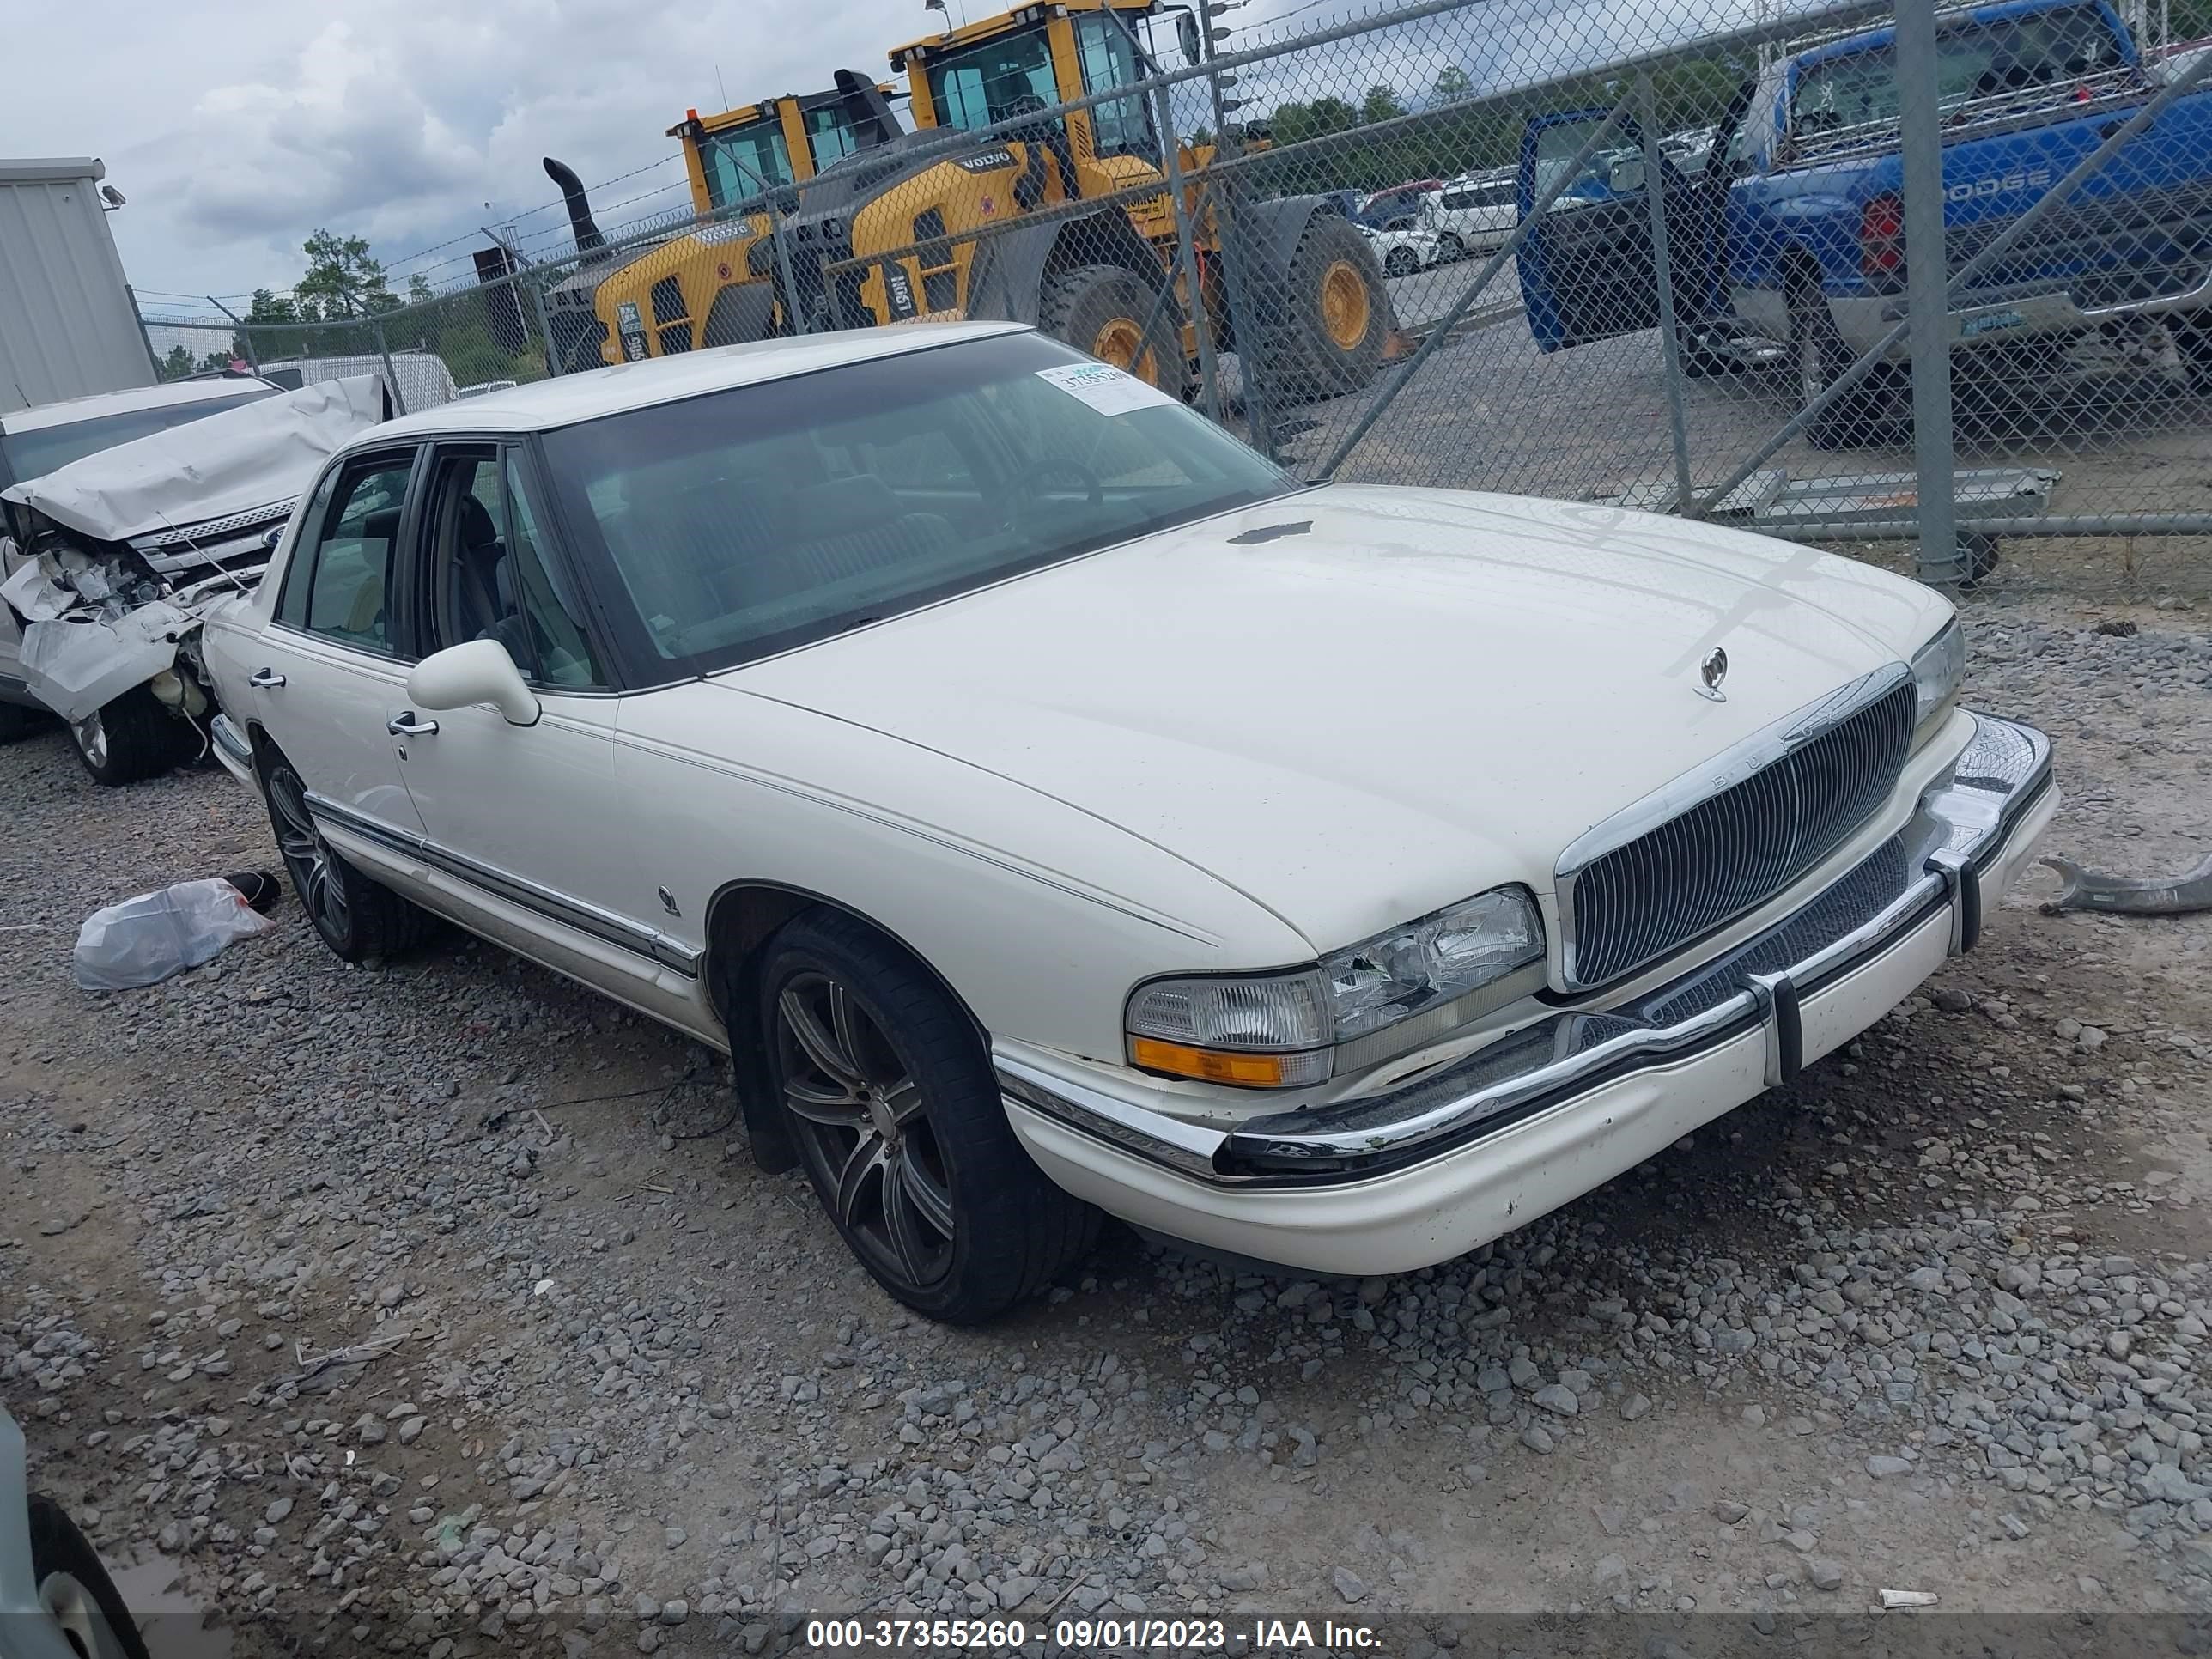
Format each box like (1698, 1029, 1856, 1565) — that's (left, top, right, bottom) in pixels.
(997, 713, 2052, 1188)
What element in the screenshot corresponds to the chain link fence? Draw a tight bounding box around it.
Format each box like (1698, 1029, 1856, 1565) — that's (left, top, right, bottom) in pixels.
(149, 0, 2212, 592)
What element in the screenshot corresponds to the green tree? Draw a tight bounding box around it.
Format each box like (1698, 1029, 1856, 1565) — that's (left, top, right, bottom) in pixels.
(408, 273, 435, 305)
(1307, 96, 1359, 136)
(295, 229, 398, 320)
(1361, 84, 1407, 125)
(1432, 64, 1473, 100)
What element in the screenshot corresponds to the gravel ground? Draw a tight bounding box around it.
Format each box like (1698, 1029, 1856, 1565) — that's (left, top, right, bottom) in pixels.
(3, 591, 2210, 1656)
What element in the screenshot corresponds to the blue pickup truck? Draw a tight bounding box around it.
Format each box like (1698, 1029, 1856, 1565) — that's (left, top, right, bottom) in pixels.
(1516, 0, 2212, 447)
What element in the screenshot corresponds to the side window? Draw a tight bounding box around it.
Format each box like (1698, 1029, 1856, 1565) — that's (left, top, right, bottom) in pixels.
(422, 447, 603, 689)
(296, 454, 414, 651)
(274, 463, 344, 629)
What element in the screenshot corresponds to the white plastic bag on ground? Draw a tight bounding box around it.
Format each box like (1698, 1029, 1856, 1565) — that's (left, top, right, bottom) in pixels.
(72, 878, 276, 990)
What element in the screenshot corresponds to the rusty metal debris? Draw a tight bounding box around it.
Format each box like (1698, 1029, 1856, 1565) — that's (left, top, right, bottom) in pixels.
(2039, 850, 2212, 916)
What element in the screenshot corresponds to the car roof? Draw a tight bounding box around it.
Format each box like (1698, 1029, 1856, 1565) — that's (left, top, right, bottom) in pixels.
(359, 321, 1030, 444)
(3, 375, 277, 434)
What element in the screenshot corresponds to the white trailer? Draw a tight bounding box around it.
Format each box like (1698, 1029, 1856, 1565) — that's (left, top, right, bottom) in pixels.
(0, 158, 155, 417)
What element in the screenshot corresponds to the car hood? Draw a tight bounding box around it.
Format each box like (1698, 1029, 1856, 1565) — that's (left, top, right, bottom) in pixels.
(723, 485, 1951, 954)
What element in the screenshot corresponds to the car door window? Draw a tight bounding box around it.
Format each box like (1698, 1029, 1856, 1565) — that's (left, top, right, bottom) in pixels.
(273, 464, 344, 629)
(422, 447, 604, 689)
(288, 454, 415, 652)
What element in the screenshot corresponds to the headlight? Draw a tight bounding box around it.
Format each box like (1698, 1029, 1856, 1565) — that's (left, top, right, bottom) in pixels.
(1910, 618, 1965, 741)
(1125, 886, 1545, 1088)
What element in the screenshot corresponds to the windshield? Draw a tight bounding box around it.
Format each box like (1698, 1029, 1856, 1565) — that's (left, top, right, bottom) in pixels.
(0, 387, 276, 486)
(927, 27, 1060, 131)
(805, 103, 866, 170)
(538, 331, 1295, 678)
(1073, 13, 1159, 161)
(697, 118, 793, 206)
(1791, 4, 2125, 136)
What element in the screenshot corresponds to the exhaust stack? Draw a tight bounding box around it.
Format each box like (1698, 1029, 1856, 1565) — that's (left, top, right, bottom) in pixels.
(542, 157, 606, 258)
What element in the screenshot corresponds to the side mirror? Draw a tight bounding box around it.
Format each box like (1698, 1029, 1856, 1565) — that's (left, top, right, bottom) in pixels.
(408, 639, 540, 726)
(1607, 155, 1647, 195)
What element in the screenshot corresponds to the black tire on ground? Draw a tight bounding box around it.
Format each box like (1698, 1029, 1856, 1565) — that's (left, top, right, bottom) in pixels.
(1255, 209, 1391, 405)
(1790, 279, 1905, 451)
(760, 908, 1101, 1324)
(260, 748, 433, 963)
(1435, 232, 1465, 264)
(67, 685, 192, 787)
(1038, 263, 1187, 398)
(28, 1493, 151, 1659)
(1677, 320, 1741, 380)
(1382, 247, 1419, 279)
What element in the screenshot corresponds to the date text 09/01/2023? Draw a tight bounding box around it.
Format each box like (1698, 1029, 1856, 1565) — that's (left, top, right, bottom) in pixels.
(804, 1617, 1385, 1650)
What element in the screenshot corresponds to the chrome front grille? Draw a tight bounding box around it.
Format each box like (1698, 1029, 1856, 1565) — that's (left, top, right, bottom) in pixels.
(1560, 666, 1918, 989)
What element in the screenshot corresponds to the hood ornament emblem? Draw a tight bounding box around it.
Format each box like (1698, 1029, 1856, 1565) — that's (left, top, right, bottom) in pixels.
(1695, 647, 1729, 703)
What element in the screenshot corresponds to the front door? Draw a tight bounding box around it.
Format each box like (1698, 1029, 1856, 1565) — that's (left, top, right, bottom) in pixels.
(1515, 106, 1729, 353)
(246, 447, 427, 847)
(380, 443, 670, 989)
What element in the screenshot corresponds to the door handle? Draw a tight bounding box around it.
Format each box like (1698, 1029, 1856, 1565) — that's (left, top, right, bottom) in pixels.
(249, 668, 286, 689)
(386, 713, 440, 737)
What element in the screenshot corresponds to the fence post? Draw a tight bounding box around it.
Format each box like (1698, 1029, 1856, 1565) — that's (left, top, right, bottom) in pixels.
(1154, 105, 1225, 423)
(373, 320, 407, 416)
(208, 296, 258, 372)
(1195, 0, 1277, 458)
(1638, 74, 1694, 515)
(529, 280, 563, 377)
(1896, 0, 1960, 584)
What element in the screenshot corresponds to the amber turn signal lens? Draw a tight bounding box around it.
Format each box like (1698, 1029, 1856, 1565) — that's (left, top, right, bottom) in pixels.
(1129, 1037, 1297, 1087)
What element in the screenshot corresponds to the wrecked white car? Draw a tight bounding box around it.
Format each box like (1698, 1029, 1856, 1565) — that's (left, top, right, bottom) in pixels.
(0, 375, 388, 783)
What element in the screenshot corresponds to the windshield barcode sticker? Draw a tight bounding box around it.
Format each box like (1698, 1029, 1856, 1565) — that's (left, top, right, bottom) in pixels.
(1036, 362, 1179, 416)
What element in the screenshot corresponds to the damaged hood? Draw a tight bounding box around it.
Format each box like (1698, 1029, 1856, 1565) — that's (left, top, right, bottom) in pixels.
(2, 374, 387, 544)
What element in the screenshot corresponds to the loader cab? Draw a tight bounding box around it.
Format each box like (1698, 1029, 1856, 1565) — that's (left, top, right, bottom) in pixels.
(675, 79, 909, 213)
(893, 0, 1164, 179)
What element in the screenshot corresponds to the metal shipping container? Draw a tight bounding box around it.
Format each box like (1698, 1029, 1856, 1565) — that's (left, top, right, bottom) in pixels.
(0, 157, 155, 417)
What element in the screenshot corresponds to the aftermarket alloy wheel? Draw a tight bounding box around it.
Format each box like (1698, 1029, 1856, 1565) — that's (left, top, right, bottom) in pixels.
(762, 910, 1100, 1324)
(262, 752, 431, 962)
(1382, 247, 1420, 279)
(29, 1494, 150, 1659)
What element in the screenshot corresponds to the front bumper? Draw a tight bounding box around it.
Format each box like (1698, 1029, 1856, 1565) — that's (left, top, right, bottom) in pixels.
(210, 711, 256, 787)
(998, 712, 2056, 1275)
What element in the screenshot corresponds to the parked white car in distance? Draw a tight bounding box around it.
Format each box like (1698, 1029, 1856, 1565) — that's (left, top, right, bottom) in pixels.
(200, 322, 2056, 1322)
(1423, 171, 1518, 260)
(1362, 217, 1443, 278)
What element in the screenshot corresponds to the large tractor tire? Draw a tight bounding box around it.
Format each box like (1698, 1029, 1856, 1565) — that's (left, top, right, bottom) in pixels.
(1255, 210, 1391, 406)
(1039, 264, 1187, 398)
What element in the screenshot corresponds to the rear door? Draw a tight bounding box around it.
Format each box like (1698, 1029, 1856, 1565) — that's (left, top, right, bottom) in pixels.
(1515, 106, 1729, 351)
(246, 447, 428, 845)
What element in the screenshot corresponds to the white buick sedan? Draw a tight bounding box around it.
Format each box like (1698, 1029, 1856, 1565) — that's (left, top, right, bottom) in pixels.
(202, 322, 2057, 1322)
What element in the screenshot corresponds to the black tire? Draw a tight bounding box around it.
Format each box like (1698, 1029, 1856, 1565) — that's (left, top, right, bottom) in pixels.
(1789, 278, 1904, 450)
(28, 1493, 151, 1659)
(760, 908, 1101, 1324)
(1382, 247, 1419, 279)
(1255, 209, 1391, 405)
(68, 685, 191, 787)
(260, 749, 432, 963)
(1435, 232, 1465, 264)
(1038, 263, 1186, 398)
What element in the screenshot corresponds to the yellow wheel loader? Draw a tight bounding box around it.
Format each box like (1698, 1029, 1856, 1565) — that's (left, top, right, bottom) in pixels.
(760, 0, 1395, 404)
(540, 72, 905, 370)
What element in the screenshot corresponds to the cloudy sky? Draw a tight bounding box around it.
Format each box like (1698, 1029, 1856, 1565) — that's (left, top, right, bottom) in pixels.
(2, 0, 1781, 318)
